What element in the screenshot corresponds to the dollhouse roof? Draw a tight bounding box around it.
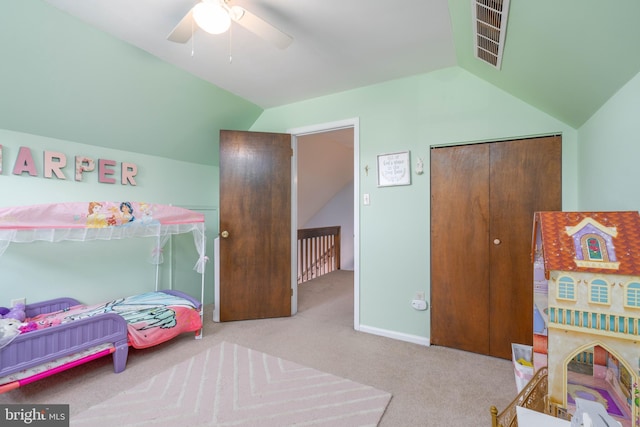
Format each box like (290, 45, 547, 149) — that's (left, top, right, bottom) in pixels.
(533, 211, 640, 276)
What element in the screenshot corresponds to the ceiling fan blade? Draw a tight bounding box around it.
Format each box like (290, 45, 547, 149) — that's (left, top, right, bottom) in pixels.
(232, 6, 292, 49)
(167, 8, 195, 43)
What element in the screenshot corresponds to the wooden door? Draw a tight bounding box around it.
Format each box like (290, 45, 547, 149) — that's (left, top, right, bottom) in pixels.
(219, 130, 292, 321)
(430, 136, 561, 359)
(488, 137, 561, 358)
(431, 143, 491, 354)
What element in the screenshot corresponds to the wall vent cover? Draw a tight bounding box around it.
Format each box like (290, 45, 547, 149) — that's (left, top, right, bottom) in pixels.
(472, 0, 511, 69)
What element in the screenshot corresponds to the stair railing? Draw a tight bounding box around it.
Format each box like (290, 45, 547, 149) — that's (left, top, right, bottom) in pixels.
(297, 226, 341, 284)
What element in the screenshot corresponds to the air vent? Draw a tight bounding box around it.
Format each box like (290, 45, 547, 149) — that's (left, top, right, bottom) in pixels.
(472, 0, 510, 69)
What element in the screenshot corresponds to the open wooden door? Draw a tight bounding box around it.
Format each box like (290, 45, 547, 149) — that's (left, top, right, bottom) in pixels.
(219, 130, 292, 321)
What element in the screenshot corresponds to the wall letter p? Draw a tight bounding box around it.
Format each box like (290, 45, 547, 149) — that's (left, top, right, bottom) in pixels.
(75, 156, 95, 181)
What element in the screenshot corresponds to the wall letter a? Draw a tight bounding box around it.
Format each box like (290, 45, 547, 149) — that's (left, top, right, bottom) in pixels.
(12, 146, 38, 176)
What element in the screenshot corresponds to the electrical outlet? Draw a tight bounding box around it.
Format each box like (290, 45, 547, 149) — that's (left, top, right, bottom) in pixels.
(11, 297, 26, 307)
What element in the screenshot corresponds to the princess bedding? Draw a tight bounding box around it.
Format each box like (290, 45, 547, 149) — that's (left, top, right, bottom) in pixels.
(0, 202, 207, 392)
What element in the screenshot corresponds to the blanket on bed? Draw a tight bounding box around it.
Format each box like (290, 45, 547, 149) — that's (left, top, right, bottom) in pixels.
(26, 292, 201, 349)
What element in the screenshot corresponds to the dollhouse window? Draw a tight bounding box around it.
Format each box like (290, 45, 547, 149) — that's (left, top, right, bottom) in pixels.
(577, 234, 614, 265)
(625, 282, 640, 308)
(589, 278, 609, 304)
(585, 236, 603, 260)
(557, 276, 576, 300)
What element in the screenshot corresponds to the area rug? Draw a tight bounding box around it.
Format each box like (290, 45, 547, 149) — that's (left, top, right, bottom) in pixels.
(72, 341, 392, 426)
(567, 382, 627, 418)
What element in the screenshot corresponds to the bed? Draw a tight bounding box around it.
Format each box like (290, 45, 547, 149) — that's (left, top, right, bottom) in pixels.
(0, 201, 207, 393)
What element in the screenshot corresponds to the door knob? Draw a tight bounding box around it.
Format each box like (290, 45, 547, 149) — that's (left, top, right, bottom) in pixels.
(221, 230, 229, 238)
(493, 238, 501, 245)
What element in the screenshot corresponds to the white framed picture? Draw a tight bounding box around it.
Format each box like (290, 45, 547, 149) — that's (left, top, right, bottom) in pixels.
(377, 151, 411, 187)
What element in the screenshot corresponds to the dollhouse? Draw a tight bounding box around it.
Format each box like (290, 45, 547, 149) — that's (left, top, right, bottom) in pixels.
(532, 211, 640, 427)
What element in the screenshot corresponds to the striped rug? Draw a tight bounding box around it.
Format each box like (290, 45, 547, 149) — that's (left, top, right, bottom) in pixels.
(72, 341, 391, 426)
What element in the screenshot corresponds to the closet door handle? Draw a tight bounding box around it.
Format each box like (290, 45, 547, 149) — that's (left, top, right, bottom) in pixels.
(221, 230, 230, 238)
(493, 238, 501, 245)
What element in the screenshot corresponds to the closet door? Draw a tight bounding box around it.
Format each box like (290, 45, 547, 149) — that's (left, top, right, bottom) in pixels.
(488, 136, 561, 358)
(430, 136, 561, 359)
(430, 143, 491, 355)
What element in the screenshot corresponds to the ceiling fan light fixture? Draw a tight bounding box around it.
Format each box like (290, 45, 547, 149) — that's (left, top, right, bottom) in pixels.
(228, 6, 245, 22)
(193, 1, 231, 35)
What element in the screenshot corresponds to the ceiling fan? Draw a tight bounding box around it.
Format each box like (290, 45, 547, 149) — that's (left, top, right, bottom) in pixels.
(167, 0, 293, 49)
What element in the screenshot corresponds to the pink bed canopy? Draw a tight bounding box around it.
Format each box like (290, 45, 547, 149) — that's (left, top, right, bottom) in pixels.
(0, 201, 207, 273)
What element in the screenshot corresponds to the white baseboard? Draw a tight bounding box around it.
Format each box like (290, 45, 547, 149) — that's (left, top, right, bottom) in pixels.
(358, 324, 431, 346)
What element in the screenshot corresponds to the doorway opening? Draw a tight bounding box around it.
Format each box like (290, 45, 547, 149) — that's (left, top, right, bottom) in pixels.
(565, 344, 635, 426)
(288, 118, 360, 330)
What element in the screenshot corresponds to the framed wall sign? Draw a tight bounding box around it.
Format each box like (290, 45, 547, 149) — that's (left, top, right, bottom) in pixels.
(377, 151, 411, 187)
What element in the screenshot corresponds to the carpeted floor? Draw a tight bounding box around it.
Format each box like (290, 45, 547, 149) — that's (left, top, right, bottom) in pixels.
(72, 341, 391, 426)
(0, 270, 517, 426)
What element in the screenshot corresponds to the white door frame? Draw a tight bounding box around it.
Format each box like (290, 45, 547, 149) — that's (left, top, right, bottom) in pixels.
(287, 118, 360, 330)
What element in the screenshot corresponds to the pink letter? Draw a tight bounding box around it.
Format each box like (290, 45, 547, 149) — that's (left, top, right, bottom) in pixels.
(75, 156, 95, 181)
(44, 151, 67, 179)
(98, 159, 116, 184)
(121, 162, 138, 186)
(12, 146, 38, 176)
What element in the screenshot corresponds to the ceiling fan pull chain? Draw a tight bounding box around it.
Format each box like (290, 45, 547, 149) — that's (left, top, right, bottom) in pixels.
(228, 24, 233, 64)
(191, 18, 196, 57)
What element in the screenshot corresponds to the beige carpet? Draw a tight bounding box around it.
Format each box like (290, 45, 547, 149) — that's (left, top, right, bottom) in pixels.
(72, 341, 391, 426)
(0, 270, 517, 426)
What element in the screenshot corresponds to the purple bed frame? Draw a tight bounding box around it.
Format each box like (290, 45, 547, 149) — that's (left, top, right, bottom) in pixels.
(0, 289, 201, 384)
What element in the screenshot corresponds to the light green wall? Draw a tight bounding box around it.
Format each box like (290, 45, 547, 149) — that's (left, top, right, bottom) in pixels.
(0, 0, 262, 167)
(0, 129, 218, 306)
(252, 66, 579, 341)
(0, 0, 248, 308)
(577, 71, 640, 210)
(6, 0, 622, 344)
(449, 0, 640, 129)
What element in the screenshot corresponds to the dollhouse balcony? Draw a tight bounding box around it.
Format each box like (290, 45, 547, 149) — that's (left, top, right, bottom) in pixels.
(548, 306, 640, 341)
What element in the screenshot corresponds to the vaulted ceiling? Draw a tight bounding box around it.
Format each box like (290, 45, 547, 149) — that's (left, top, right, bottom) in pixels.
(43, 0, 640, 129)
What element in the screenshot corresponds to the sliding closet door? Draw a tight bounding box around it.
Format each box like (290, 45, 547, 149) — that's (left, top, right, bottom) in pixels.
(430, 143, 491, 354)
(488, 136, 561, 358)
(430, 136, 561, 359)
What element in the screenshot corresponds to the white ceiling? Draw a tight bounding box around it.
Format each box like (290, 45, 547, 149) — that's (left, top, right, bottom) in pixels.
(44, 0, 456, 109)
